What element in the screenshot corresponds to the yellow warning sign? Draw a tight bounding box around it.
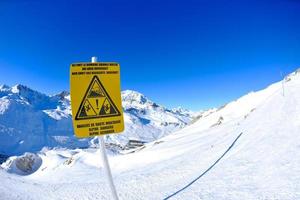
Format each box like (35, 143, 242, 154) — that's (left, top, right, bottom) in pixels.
(70, 62, 124, 138)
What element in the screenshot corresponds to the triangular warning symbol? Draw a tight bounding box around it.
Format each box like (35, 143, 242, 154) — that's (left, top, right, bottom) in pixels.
(75, 76, 121, 120)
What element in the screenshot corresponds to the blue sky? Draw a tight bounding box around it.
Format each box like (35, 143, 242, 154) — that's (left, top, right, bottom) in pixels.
(0, 0, 299, 110)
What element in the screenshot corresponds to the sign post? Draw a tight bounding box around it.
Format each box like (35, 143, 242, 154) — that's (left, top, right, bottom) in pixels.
(99, 135, 119, 200)
(70, 57, 124, 200)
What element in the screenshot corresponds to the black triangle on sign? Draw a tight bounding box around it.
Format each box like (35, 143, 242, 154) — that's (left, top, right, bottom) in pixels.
(87, 81, 105, 98)
(79, 105, 87, 117)
(80, 99, 98, 118)
(78, 99, 97, 118)
(99, 98, 118, 116)
(75, 76, 121, 120)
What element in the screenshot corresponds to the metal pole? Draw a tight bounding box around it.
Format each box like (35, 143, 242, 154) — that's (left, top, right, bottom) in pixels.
(91, 57, 119, 200)
(99, 136, 119, 200)
(92, 56, 98, 63)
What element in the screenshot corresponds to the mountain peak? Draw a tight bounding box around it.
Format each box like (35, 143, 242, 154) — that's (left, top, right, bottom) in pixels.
(54, 91, 70, 100)
(11, 84, 33, 94)
(172, 106, 189, 113)
(0, 84, 10, 91)
(122, 90, 150, 105)
(3, 84, 57, 110)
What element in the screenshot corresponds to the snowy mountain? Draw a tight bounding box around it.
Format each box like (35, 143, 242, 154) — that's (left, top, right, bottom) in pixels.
(0, 84, 87, 155)
(1, 68, 299, 200)
(0, 85, 197, 155)
(110, 90, 197, 146)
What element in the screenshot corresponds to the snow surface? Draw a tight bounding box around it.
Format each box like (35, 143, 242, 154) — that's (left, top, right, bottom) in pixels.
(1, 69, 300, 199)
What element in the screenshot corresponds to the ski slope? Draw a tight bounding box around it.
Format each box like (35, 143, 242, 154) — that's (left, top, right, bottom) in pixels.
(1, 69, 300, 200)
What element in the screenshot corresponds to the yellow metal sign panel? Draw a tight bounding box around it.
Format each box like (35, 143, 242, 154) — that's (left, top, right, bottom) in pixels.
(70, 62, 124, 138)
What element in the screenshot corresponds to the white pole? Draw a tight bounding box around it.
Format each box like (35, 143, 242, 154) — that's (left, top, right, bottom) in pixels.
(91, 57, 119, 200)
(92, 56, 98, 63)
(99, 136, 119, 200)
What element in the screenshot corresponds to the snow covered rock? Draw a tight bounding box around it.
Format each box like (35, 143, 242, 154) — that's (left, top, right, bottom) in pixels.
(2, 153, 42, 175)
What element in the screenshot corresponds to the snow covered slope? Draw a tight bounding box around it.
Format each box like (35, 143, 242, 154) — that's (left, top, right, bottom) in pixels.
(0, 86, 196, 155)
(1, 69, 299, 200)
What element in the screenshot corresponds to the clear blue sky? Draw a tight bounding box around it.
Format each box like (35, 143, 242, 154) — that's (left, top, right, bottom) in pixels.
(0, 0, 299, 110)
